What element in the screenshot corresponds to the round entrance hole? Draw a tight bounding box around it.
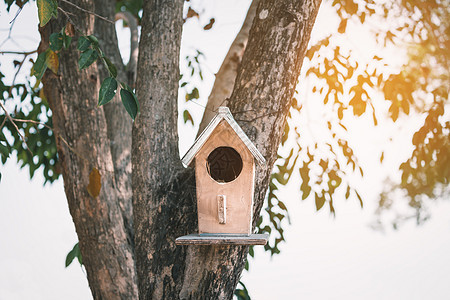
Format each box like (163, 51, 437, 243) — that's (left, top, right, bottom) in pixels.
(206, 146, 243, 183)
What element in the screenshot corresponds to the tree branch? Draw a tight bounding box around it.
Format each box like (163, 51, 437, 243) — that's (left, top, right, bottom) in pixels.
(0, 100, 32, 155)
(94, 0, 136, 258)
(57, 7, 82, 33)
(197, 0, 259, 135)
(7, 51, 37, 95)
(115, 11, 139, 86)
(0, 50, 37, 55)
(59, 0, 115, 24)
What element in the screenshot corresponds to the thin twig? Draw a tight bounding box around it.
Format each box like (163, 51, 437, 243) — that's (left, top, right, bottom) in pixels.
(57, 7, 82, 33)
(11, 118, 52, 130)
(0, 50, 37, 55)
(9, 6, 23, 25)
(0, 100, 33, 155)
(8, 51, 37, 95)
(0, 115, 6, 131)
(60, 0, 115, 24)
(0, 6, 24, 49)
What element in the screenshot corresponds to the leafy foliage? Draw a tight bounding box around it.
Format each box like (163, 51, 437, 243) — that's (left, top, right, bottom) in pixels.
(1, 0, 448, 297)
(0, 69, 59, 183)
(180, 50, 205, 125)
(253, 0, 449, 254)
(1, 0, 140, 185)
(75, 33, 139, 119)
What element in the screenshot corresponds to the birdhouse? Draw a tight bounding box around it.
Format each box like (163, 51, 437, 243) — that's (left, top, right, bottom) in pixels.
(176, 107, 269, 245)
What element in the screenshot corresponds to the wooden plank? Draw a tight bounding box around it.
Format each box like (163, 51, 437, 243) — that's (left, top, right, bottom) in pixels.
(175, 234, 269, 245)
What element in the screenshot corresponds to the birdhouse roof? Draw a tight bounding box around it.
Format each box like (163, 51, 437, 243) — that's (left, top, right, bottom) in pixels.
(181, 107, 266, 167)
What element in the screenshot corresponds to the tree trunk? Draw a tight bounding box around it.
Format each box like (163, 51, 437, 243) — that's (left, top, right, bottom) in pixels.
(41, 0, 321, 298)
(132, 0, 321, 299)
(40, 0, 138, 299)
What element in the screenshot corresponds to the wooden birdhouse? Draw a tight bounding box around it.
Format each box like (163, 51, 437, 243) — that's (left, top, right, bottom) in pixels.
(176, 107, 269, 245)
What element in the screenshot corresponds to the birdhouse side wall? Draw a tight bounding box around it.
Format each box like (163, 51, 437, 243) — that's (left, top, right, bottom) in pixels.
(195, 121, 255, 235)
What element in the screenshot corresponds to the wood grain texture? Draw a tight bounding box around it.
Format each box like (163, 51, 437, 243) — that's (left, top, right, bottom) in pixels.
(195, 120, 255, 235)
(175, 234, 269, 245)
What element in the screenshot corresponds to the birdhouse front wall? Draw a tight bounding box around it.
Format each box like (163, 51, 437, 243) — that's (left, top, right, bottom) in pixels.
(195, 120, 255, 235)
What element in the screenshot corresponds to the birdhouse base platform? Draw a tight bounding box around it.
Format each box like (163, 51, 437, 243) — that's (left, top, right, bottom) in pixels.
(175, 233, 269, 245)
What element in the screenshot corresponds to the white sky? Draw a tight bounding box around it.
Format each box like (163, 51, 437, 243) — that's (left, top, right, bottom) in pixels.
(1, 1, 449, 299)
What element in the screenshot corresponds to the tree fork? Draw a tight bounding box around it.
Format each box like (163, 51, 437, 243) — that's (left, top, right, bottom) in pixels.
(133, 0, 321, 299)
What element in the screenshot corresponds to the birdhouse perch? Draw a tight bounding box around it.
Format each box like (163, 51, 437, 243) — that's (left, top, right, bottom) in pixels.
(176, 107, 269, 246)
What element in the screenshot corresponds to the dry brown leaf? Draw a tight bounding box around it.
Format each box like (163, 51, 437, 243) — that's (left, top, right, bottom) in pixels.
(186, 7, 199, 19)
(87, 168, 101, 198)
(203, 18, 215, 30)
(65, 22, 75, 37)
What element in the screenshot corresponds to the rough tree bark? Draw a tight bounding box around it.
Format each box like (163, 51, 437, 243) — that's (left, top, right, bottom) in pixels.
(40, 0, 138, 299)
(133, 0, 321, 299)
(40, 0, 321, 299)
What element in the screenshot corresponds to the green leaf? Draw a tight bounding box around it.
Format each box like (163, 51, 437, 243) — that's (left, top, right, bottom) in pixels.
(120, 89, 139, 120)
(102, 56, 117, 78)
(234, 281, 251, 300)
(78, 49, 99, 70)
(31, 50, 49, 80)
(77, 36, 91, 52)
(87, 35, 99, 48)
(37, 0, 57, 27)
(185, 87, 200, 101)
(0, 141, 10, 159)
(65, 242, 82, 267)
(191, 87, 199, 99)
(183, 110, 194, 125)
(63, 34, 72, 49)
(98, 77, 117, 106)
(49, 32, 63, 51)
(248, 246, 254, 257)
